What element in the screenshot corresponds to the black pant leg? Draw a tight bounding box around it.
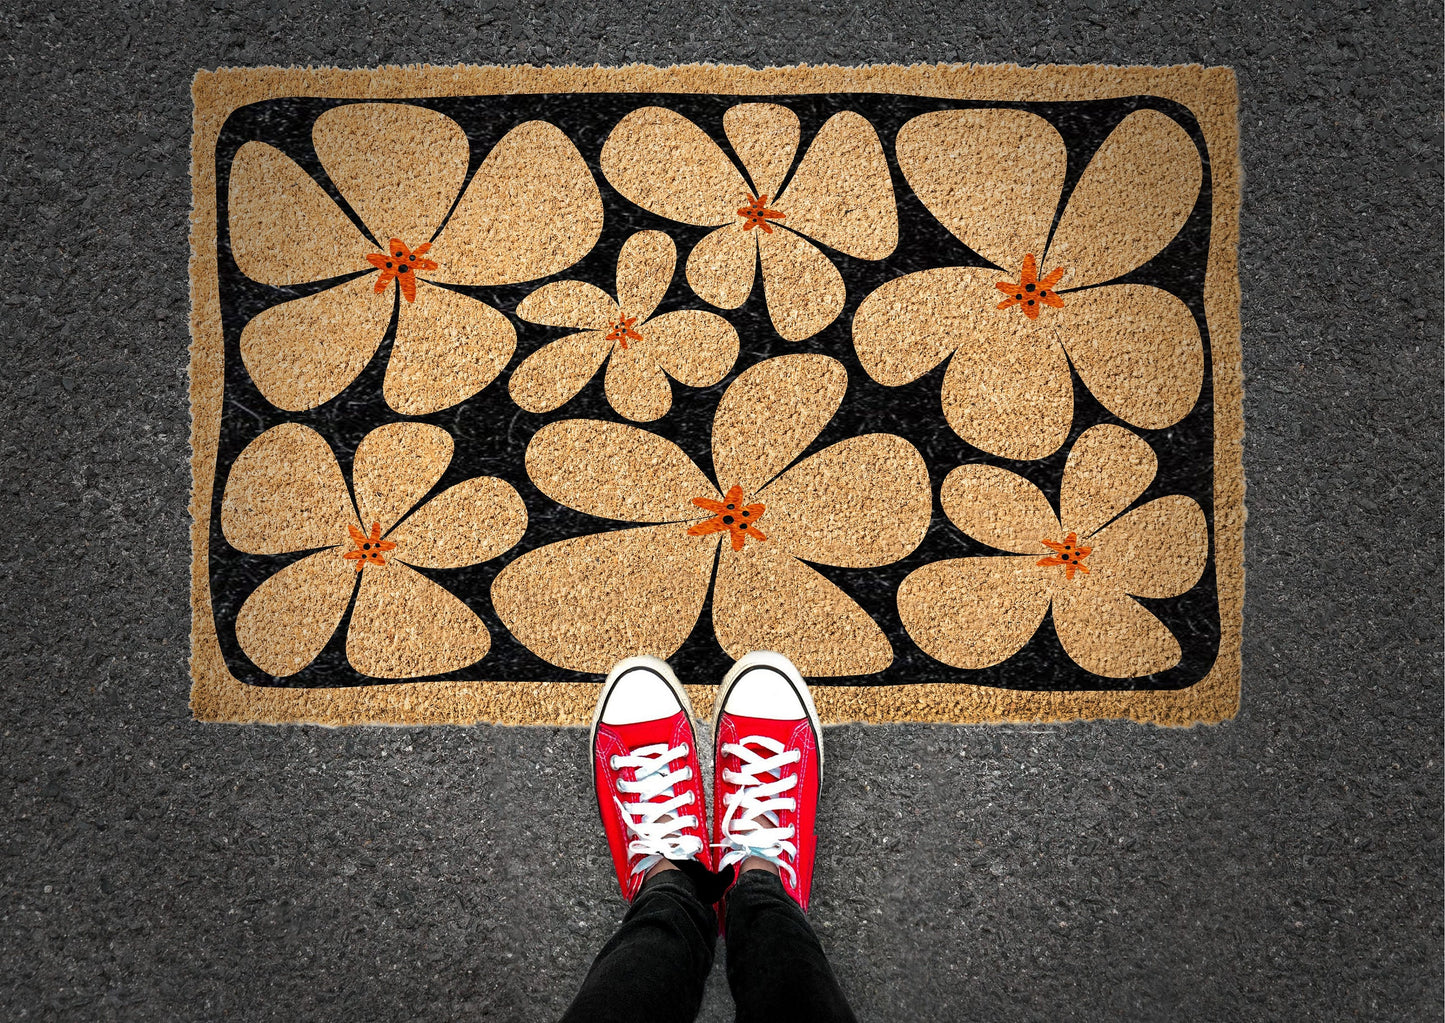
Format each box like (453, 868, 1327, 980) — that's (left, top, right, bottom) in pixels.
(723, 870, 858, 1023)
(559, 869, 718, 1023)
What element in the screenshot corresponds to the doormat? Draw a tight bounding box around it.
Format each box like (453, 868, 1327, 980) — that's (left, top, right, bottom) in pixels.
(190, 64, 1243, 728)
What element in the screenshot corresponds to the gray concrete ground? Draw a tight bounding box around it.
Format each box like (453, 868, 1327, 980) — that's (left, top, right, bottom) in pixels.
(2, 1, 1441, 1020)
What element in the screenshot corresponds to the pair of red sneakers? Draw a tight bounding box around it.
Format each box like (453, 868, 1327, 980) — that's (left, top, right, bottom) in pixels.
(589, 651, 824, 911)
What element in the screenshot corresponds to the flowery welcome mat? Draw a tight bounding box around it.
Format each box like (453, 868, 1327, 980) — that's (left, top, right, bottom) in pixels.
(189, 64, 1243, 727)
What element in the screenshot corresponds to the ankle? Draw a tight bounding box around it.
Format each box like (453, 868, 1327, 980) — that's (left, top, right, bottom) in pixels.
(643, 859, 681, 881)
(740, 856, 781, 878)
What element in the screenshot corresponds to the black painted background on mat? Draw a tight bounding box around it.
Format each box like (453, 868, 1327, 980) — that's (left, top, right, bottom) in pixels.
(208, 91, 1218, 691)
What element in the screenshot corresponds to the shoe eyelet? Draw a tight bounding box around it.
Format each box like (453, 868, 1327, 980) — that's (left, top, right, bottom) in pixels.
(679, 742, 689, 755)
(609, 755, 620, 770)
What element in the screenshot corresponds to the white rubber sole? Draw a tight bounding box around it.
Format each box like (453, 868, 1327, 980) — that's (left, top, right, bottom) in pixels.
(712, 650, 824, 778)
(589, 655, 695, 750)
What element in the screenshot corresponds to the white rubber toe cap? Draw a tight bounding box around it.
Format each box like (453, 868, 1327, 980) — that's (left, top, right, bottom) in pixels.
(598, 656, 686, 725)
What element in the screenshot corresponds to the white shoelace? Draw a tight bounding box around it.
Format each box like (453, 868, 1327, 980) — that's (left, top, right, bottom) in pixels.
(611, 742, 702, 877)
(715, 735, 802, 886)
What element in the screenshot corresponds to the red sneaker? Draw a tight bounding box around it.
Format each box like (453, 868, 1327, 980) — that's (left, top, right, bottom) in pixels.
(712, 651, 824, 911)
(590, 655, 712, 901)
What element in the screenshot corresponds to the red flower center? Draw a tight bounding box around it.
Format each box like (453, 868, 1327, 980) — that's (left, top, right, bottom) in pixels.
(737, 193, 786, 234)
(687, 484, 768, 552)
(366, 238, 439, 303)
(1038, 531, 1092, 580)
(995, 253, 1066, 320)
(605, 314, 645, 350)
(343, 521, 398, 571)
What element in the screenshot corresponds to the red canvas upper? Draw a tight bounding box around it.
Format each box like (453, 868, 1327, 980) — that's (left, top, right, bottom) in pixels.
(713, 711, 821, 911)
(593, 710, 712, 901)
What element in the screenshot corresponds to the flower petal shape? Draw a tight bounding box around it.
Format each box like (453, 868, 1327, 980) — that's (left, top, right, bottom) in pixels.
(943, 310, 1074, 460)
(387, 476, 528, 569)
(427, 121, 603, 286)
(347, 561, 490, 678)
(605, 342, 673, 422)
(387, 283, 516, 415)
(234, 551, 357, 676)
(724, 103, 800, 200)
(491, 524, 719, 672)
(897, 556, 1052, 669)
(1054, 284, 1204, 431)
(760, 434, 930, 568)
(526, 420, 717, 522)
(508, 330, 612, 413)
(852, 267, 982, 386)
(686, 224, 758, 310)
(601, 107, 747, 226)
(311, 102, 470, 250)
(1052, 575, 1182, 677)
(940, 464, 1061, 554)
(1087, 494, 1207, 599)
(352, 422, 453, 535)
(712, 541, 891, 675)
(777, 111, 896, 260)
(1048, 109, 1202, 289)
(758, 227, 846, 341)
(896, 109, 1066, 271)
(616, 230, 676, 321)
(516, 280, 617, 329)
(1059, 424, 1157, 538)
(713, 354, 847, 495)
(239, 274, 392, 411)
(228, 141, 371, 287)
(222, 423, 354, 554)
(645, 310, 739, 387)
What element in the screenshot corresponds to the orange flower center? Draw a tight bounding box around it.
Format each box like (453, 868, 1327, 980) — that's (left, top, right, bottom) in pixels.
(343, 521, 398, 571)
(1038, 531, 1092, 580)
(605, 314, 645, 350)
(737, 193, 786, 234)
(995, 253, 1066, 320)
(365, 237, 438, 304)
(687, 484, 768, 552)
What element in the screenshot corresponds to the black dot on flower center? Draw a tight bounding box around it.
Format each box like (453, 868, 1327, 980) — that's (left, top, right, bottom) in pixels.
(739, 522, 748, 529)
(722, 515, 734, 524)
(408, 255, 415, 261)
(1027, 299, 1035, 305)
(1025, 283, 1036, 292)
(398, 265, 409, 273)
(726, 504, 735, 510)
(1015, 293, 1023, 300)
(385, 262, 393, 269)
(395, 251, 404, 258)
(741, 510, 750, 517)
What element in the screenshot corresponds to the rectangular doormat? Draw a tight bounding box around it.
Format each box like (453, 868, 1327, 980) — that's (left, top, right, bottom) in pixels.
(190, 63, 1243, 728)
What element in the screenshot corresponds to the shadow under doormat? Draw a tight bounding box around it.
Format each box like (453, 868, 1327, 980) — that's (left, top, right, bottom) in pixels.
(189, 63, 1244, 728)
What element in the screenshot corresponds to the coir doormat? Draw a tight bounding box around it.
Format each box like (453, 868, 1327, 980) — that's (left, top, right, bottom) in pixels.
(190, 64, 1243, 727)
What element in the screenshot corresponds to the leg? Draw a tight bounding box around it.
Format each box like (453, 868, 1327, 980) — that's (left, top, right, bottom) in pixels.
(564, 656, 730, 1022)
(560, 867, 717, 1023)
(710, 652, 859, 1023)
(724, 868, 857, 1023)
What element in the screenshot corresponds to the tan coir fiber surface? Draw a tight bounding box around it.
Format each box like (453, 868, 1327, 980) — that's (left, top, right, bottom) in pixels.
(191, 63, 1243, 727)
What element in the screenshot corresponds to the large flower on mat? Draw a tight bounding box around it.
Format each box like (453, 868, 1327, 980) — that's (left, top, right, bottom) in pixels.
(854, 108, 1205, 459)
(491, 354, 931, 675)
(228, 102, 603, 415)
(220, 422, 526, 678)
(600, 103, 896, 341)
(897, 425, 1207, 678)
(511, 230, 739, 421)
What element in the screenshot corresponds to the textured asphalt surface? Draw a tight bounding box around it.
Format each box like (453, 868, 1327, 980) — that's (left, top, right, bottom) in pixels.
(3, 2, 1441, 1020)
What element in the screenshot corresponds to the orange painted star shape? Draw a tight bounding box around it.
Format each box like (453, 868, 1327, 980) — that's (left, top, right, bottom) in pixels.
(365, 238, 438, 303)
(996, 253, 1066, 319)
(688, 484, 768, 552)
(737, 193, 786, 234)
(1038, 531, 1092, 580)
(605, 314, 645, 350)
(343, 521, 397, 570)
